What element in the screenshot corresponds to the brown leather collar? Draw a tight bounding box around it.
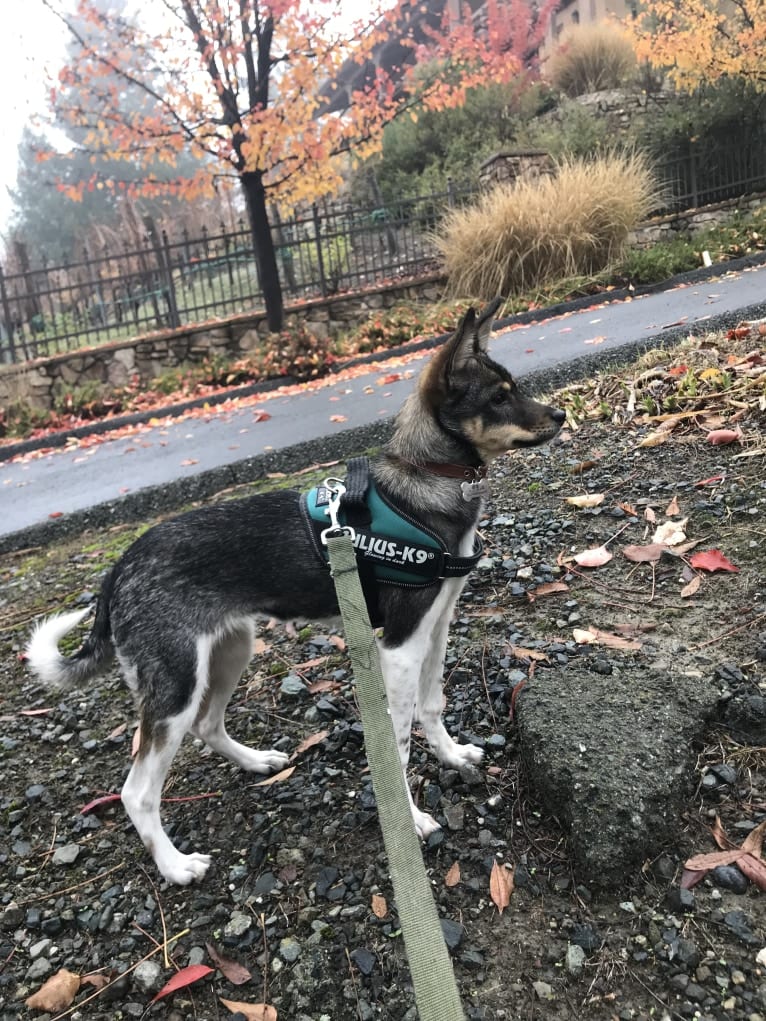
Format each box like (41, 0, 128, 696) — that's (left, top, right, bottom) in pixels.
(403, 458, 488, 482)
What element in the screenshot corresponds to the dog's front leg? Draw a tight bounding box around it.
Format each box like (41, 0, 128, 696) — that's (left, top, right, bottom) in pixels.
(376, 637, 441, 839)
(417, 607, 484, 769)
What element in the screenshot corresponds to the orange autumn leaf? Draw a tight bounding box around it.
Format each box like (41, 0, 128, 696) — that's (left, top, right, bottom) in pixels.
(689, 549, 739, 573)
(371, 893, 388, 918)
(489, 861, 514, 914)
(26, 970, 81, 1012)
(445, 861, 461, 887)
(220, 1000, 278, 1021)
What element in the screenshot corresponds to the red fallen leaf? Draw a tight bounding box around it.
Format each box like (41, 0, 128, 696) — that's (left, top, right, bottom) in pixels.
(151, 964, 214, 1003)
(180, 458, 199, 466)
(706, 428, 741, 445)
(329, 414, 348, 422)
(205, 944, 252, 986)
(509, 679, 526, 722)
(371, 893, 388, 918)
(378, 373, 402, 384)
(526, 581, 569, 602)
(48, 511, 64, 519)
(680, 867, 707, 890)
(81, 793, 122, 814)
(727, 326, 752, 340)
(668, 364, 689, 376)
(689, 549, 739, 573)
(252, 410, 271, 422)
(445, 861, 461, 887)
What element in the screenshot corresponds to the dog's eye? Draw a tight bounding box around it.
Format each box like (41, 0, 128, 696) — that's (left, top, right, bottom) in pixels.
(491, 390, 508, 405)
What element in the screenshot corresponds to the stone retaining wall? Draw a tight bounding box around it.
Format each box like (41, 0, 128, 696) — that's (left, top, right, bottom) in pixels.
(0, 276, 444, 413)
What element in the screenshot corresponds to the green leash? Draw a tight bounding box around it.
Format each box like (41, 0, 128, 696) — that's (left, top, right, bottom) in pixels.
(326, 533, 466, 1021)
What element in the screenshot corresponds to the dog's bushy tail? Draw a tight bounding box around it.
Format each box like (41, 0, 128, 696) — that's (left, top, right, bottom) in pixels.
(26, 593, 114, 689)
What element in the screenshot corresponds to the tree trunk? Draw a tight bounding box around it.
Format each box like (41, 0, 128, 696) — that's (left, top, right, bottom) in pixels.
(240, 170, 283, 333)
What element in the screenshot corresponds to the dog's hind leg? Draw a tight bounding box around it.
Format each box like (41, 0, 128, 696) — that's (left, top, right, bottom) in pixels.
(121, 707, 213, 886)
(190, 623, 289, 774)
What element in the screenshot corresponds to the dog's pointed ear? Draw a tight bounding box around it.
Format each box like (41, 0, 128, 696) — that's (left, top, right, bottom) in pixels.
(446, 298, 501, 375)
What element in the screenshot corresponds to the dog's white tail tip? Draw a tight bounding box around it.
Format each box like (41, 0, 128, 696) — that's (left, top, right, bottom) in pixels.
(26, 607, 92, 687)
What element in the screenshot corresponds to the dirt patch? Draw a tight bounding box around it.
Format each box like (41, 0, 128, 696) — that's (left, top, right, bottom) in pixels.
(1, 331, 765, 1020)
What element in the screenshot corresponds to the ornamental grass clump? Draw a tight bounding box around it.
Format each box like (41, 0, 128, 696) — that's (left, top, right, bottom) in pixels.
(435, 151, 659, 300)
(547, 23, 637, 97)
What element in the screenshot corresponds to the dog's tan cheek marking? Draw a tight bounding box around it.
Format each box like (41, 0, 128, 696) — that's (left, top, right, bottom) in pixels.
(464, 418, 535, 454)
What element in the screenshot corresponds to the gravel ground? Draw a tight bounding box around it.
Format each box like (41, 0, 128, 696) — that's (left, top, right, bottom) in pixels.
(1, 331, 766, 1021)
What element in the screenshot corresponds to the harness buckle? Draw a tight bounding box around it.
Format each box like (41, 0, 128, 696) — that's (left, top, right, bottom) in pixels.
(320, 478, 357, 545)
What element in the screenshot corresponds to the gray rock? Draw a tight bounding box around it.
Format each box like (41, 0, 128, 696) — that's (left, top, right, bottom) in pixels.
(132, 959, 164, 994)
(532, 980, 554, 1000)
(279, 937, 301, 962)
(516, 665, 720, 886)
(225, 910, 253, 939)
(280, 673, 308, 698)
(29, 939, 52, 960)
(25, 957, 53, 983)
(52, 843, 81, 866)
(566, 943, 586, 977)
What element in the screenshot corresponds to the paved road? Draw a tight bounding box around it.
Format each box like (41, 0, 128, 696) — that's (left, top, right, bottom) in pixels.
(2, 260, 764, 550)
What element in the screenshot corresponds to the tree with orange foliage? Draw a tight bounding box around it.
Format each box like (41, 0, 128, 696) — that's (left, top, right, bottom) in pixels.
(43, 0, 553, 331)
(628, 0, 766, 93)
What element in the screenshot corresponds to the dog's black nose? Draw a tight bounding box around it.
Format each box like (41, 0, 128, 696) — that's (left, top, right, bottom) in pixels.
(552, 408, 566, 424)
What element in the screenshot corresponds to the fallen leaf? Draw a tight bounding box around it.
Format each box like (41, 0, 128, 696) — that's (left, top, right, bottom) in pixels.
(220, 999, 278, 1021)
(80, 973, 111, 991)
(569, 459, 599, 474)
(652, 518, 688, 546)
(643, 506, 657, 524)
(253, 638, 270, 655)
(327, 635, 346, 650)
(80, 793, 122, 814)
(253, 766, 296, 786)
(622, 543, 666, 563)
(378, 373, 402, 384)
(573, 545, 613, 568)
(508, 645, 550, 662)
(564, 493, 604, 508)
(584, 335, 606, 345)
(107, 722, 127, 741)
(252, 410, 271, 422)
(131, 726, 141, 757)
(489, 860, 514, 914)
(665, 495, 680, 516)
(180, 458, 199, 466)
(445, 861, 461, 887)
(329, 414, 347, 423)
(206, 944, 252, 986)
(706, 428, 742, 445)
(526, 581, 569, 601)
(681, 575, 702, 598)
(689, 549, 739, 573)
(573, 627, 641, 650)
(19, 707, 54, 716)
(26, 969, 81, 1011)
(684, 819, 766, 891)
(637, 431, 669, 448)
(293, 730, 330, 757)
(151, 964, 214, 1003)
(371, 893, 388, 918)
(48, 511, 64, 519)
(616, 501, 638, 517)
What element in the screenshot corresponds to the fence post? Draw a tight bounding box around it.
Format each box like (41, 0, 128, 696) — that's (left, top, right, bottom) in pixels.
(0, 264, 17, 364)
(312, 203, 328, 298)
(689, 140, 699, 209)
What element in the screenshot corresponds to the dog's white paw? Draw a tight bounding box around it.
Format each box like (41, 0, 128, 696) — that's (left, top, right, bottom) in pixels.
(412, 807, 441, 840)
(440, 741, 484, 768)
(158, 851, 212, 886)
(239, 748, 290, 774)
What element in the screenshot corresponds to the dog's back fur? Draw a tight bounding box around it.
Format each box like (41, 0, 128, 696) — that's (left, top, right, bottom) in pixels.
(26, 301, 564, 884)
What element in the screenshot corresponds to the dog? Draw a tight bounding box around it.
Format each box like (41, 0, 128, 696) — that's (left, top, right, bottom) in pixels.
(26, 300, 565, 885)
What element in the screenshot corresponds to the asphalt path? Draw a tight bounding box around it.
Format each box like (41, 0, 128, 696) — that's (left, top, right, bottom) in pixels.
(1, 259, 764, 553)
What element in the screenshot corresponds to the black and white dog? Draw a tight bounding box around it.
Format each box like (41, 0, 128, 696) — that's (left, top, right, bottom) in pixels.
(26, 301, 564, 885)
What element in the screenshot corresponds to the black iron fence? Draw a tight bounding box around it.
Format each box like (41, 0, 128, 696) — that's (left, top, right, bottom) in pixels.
(2, 138, 765, 366)
(0, 184, 474, 365)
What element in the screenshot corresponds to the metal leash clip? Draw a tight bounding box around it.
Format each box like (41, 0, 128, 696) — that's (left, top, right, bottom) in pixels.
(320, 478, 356, 545)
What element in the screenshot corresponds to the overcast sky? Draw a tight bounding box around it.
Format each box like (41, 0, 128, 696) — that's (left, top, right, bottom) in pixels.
(0, 2, 68, 237)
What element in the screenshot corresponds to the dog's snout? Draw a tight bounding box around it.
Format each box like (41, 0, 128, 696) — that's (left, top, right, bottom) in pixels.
(552, 407, 566, 424)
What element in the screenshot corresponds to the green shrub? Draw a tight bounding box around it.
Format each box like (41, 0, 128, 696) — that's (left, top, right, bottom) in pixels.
(435, 151, 659, 299)
(547, 24, 638, 98)
(619, 237, 699, 284)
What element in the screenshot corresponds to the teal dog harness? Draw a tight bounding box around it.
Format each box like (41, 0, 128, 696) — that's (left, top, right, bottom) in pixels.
(300, 457, 483, 625)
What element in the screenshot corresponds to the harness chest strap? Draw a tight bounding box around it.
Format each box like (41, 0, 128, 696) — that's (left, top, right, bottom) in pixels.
(300, 459, 483, 585)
